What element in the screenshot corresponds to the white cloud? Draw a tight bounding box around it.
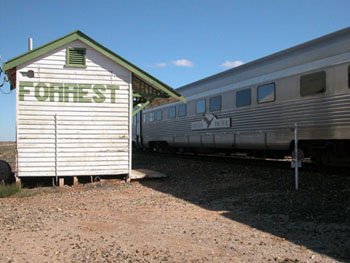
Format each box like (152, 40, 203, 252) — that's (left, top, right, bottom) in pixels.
(154, 62, 167, 68)
(220, 60, 244, 69)
(172, 59, 194, 67)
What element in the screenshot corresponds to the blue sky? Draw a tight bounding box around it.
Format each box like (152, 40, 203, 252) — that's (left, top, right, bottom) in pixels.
(0, 0, 349, 141)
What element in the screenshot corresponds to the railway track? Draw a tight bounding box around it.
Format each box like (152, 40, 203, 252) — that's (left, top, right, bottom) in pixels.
(135, 150, 350, 176)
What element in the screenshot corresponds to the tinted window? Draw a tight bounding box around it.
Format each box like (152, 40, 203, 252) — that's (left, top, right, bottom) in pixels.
(149, 112, 155, 122)
(196, 99, 206, 113)
(168, 106, 176, 118)
(348, 65, 350, 88)
(258, 83, 275, 103)
(178, 104, 187, 117)
(209, 96, 221, 111)
(236, 89, 251, 108)
(300, 71, 326, 96)
(155, 110, 162, 121)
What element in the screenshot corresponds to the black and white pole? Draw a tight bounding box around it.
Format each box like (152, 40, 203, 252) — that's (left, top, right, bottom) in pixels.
(294, 122, 299, 191)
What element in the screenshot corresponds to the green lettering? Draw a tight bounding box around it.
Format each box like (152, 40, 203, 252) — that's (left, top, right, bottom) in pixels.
(92, 85, 106, 103)
(19, 82, 33, 101)
(107, 85, 119, 103)
(19, 82, 121, 104)
(34, 83, 49, 102)
(49, 83, 64, 102)
(78, 84, 92, 103)
(64, 83, 78, 102)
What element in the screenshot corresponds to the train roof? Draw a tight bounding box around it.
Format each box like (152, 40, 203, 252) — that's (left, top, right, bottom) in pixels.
(177, 27, 350, 97)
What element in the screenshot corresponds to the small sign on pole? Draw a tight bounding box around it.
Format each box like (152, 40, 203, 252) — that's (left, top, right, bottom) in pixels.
(291, 160, 302, 168)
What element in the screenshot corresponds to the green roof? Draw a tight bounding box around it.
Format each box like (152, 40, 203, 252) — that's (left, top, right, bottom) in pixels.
(4, 30, 184, 102)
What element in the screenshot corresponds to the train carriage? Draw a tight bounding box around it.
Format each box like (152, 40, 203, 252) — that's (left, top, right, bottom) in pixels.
(135, 28, 350, 163)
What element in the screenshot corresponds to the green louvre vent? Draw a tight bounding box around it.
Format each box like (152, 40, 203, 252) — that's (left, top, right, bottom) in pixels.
(66, 47, 86, 67)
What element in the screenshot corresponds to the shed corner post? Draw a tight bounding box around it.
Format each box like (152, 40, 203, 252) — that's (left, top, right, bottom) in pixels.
(127, 77, 133, 183)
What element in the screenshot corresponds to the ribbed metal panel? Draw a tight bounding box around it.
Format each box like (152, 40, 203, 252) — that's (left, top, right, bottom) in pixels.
(142, 77, 350, 150)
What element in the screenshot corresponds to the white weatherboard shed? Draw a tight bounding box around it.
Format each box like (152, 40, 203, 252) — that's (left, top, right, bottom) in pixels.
(4, 31, 184, 181)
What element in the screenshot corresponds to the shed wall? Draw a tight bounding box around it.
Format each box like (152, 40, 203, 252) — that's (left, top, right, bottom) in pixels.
(16, 40, 131, 177)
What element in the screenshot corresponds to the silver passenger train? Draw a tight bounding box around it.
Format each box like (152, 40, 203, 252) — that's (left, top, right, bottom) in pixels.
(133, 28, 350, 163)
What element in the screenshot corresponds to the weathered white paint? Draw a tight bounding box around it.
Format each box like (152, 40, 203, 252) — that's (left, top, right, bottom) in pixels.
(16, 40, 131, 177)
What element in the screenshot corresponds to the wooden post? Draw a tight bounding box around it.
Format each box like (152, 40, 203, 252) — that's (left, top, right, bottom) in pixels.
(15, 177, 21, 188)
(73, 177, 79, 186)
(59, 177, 64, 187)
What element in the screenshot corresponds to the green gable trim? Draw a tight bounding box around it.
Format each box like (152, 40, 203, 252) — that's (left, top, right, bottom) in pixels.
(4, 32, 78, 71)
(4, 30, 185, 102)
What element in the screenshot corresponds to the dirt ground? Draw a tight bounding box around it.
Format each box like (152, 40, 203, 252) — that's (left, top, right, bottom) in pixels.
(0, 142, 349, 262)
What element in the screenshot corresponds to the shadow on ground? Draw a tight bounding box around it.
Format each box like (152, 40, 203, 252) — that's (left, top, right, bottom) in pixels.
(133, 152, 350, 262)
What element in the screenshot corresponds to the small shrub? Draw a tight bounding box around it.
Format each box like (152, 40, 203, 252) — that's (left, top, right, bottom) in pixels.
(0, 184, 21, 198)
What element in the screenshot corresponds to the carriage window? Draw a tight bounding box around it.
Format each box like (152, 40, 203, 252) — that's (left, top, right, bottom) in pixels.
(348, 65, 350, 88)
(209, 96, 221, 111)
(178, 104, 187, 117)
(258, 83, 275, 103)
(196, 99, 206, 113)
(236, 88, 251, 107)
(300, 71, 326, 96)
(168, 106, 176, 118)
(155, 110, 162, 121)
(143, 114, 147, 123)
(149, 112, 155, 122)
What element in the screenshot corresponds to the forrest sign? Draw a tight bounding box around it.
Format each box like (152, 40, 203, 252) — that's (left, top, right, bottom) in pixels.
(19, 82, 120, 103)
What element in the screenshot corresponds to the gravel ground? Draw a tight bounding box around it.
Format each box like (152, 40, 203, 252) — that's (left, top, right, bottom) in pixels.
(0, 143, 349, 262)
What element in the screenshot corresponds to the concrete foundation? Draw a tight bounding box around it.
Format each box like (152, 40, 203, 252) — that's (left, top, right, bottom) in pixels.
(129, 169, 168, 180)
